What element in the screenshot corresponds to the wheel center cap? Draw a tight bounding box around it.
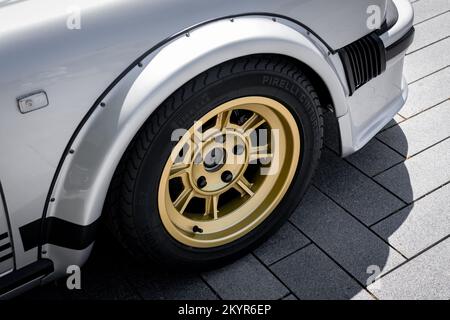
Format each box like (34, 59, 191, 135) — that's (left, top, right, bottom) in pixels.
(190, 132, 248, 194)
(203, 148, 226, 172)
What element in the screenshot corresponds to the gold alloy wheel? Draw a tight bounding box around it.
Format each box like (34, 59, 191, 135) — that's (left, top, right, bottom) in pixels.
(158, 96, 301, 248)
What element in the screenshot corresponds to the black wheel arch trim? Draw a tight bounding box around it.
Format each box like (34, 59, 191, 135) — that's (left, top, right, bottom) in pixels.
(0, 181, 15, 269)
(20, 217, 100, 252)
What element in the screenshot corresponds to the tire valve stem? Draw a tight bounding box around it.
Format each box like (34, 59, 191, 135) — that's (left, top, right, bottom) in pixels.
(193, 225, 204, 234)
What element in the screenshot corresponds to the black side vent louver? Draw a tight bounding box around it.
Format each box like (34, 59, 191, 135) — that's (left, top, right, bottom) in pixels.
(338, 32, 386, 95)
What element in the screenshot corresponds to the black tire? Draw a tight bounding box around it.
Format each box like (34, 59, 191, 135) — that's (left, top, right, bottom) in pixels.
(105, 55, 323, 269)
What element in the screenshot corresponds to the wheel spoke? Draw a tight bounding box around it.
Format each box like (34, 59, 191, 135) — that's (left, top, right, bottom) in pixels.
(205, 195, 219, 220)
(173, 187, 194, 214)
(191, 131, 202, 145)
(234, 177, 255, 197)
(216, 110, 232, 131)
(169, 162, 190, 179)
(249, 144, 273, 163)
(241, 113, 266, 133)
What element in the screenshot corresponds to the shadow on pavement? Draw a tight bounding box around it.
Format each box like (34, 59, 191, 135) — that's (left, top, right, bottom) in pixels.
(282, 115, 413, 299)
(20, 226, 216, 300)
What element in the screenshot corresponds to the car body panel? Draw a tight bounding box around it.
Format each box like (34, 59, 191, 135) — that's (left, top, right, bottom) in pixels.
(380, 0, 414, 47)
(0, 0, 383, 270)
(0, 0, 416, 297)
(340, 56, 408, 155)
(339, 0, 413, 155)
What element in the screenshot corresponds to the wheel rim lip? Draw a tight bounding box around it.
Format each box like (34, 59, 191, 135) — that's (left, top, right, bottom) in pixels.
(158, 96, 301, 248)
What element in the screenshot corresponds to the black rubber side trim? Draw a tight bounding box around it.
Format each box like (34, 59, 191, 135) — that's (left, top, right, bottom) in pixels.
(0, 259, 53, 296)
(385, 27, 415, 60)
(20, 217, 100, 252)
(0, 253, 13, 263)
(0, 181, 15, 268)
(0, 233, 7, 242)
(0, 242, 11, 253)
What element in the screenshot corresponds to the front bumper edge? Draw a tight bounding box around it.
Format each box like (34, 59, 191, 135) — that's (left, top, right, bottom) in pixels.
(385, 26, 415, 60)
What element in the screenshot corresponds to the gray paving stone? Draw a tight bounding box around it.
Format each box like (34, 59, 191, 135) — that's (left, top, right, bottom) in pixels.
(375, 138, 450, 203)
(68, 231, 219, 301)
(367, 238, 450, 300)
(313, 149, 405, 225)
(291, 187, 405, 283)
(372, 183, 450, 258)
(126, 268, 217, 300)
(377, 100, 450, 157)
(254, 222, 310, 266)
(65, 274, 141, 300)
(408, 12, 450, 53)
(20, 282, 72, 301)
(271, 245, 371, 300)
(412, 0, 449, 25)
(405, 37, 450, 83)
(22, 276, 143, 301)
(202, 254, 288, 300)
(398, 67, 449, 118)
(382, 114, 406, 131)
(346, 139, 404, 177)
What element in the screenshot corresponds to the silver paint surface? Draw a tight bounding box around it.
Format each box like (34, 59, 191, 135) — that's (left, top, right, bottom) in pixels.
(0, 0, 414, 287)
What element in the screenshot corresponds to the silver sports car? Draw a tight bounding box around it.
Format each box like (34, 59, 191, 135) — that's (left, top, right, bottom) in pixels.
(0, 0, 414, 297)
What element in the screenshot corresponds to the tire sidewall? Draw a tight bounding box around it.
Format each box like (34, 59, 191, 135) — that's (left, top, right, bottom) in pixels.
(132, 68, 321, 267)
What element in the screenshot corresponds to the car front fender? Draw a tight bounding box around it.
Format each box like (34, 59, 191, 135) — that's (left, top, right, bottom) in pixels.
(42, 16, 349, 276)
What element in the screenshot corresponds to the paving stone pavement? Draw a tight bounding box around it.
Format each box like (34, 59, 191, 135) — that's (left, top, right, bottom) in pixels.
(21, 0, 450, 300)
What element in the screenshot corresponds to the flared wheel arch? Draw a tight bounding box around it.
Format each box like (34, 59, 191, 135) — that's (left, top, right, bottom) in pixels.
(39, 16, 344, 272)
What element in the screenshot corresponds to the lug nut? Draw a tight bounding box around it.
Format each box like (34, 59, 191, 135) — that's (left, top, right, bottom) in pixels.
(221, 171, 233, 183)
(197, 176, 207, 189)
(233, 145, 245, 155)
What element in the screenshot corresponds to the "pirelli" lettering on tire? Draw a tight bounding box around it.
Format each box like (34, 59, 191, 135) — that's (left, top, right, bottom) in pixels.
(262, 76, 307, 104)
